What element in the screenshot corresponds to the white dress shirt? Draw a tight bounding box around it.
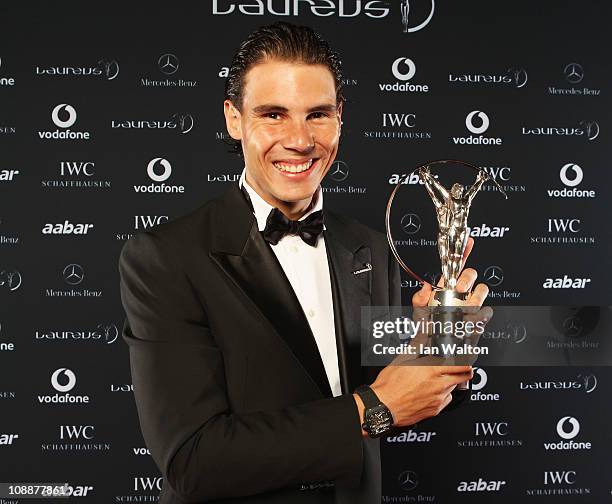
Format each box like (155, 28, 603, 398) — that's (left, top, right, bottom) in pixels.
(238, 167, 342, 397)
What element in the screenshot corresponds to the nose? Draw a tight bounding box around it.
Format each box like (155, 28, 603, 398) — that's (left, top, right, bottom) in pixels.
(282, 118, 315, 153)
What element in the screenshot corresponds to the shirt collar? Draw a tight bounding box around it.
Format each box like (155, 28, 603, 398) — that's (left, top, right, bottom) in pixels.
(238, 166, 325, 232)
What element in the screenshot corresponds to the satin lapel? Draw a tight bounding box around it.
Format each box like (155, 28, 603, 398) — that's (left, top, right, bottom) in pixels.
(209, 185, 333, 398)
(324, 210, 373, 393)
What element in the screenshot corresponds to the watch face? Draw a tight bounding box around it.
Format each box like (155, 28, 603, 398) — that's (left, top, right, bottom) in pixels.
(364, 404, 393, 437)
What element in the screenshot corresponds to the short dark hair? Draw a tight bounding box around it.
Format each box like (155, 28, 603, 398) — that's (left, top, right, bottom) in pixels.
(224, 21, 344, 157)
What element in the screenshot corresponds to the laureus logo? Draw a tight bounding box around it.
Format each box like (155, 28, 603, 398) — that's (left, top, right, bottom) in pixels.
(0, 269, 22, 292)
(400, 0, 435, 33)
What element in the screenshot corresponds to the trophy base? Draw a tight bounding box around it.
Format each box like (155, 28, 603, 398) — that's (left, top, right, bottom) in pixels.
(427, 289, 471, 307)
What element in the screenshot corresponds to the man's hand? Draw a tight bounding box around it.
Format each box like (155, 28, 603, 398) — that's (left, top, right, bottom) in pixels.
(354, 237, 492, 435)
(412, 237, 489, 308)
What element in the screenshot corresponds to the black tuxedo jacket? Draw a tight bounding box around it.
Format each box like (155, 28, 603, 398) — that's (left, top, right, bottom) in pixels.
(119, 184, 462, 503)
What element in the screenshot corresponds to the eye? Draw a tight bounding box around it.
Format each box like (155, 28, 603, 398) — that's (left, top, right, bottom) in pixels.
(309, 112, 329, 119)
(265, 112, 282, 119)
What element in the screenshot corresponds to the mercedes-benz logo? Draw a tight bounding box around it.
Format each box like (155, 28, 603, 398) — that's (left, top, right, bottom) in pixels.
(158, 53, 179, 75)
(483, 265, 504, 287)
(562, 316, 583, 338)
(97, 58, 120, 80)
(0, 269, 22, 291)
(63, 264, 85, 286)
(172, 112, 194, 134)
(397, 470, 419, 491)
(564, 63, 584, 84)
(329, 161, 349, 182)
(400, 213, 421, 234)
(400, 0, 435, 34)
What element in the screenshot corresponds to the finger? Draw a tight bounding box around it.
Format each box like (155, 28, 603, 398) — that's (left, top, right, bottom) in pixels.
(467, 282, 489, 307)
(437, 365, 473, 375)
(444, 371, 474, 385)
(412, 281, 432, 308)
(463, 306, 494, 326)
(461, 237, 474, 269)
(456, 268, 477, 294)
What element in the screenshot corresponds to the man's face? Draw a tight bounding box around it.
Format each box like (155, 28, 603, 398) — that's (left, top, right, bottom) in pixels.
(224, 59, 342, 210)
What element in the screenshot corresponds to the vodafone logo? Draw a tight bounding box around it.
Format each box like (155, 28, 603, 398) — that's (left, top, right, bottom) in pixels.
(51, 368, 77, 392)
(471, 368, 487, 391)
(147, 158, 172, 182)
(391, 57, 416, 81)
(559, 163, 583, 187)
(52, 104, 77, 128)
(556, 416, 580, 440)
(465, 111, 489, 134)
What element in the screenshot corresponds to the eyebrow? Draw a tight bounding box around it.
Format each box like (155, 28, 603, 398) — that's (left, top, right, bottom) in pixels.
(252, 103, 338, 114)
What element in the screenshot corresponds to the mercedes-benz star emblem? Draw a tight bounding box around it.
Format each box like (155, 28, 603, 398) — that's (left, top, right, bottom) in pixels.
(397, 470, 419, 491)
(401, 213, 421, 234)
(63, 264, 85, 285)
(563, 316, 583, 337)
(158, 53, 179, 75)
(564, 63, 584, 84)
(329, 161, 349, 182)
(483, 265, 504, 287)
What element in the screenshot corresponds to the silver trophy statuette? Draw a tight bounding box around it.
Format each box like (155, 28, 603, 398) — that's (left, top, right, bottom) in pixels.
(419, 166, 498, 306)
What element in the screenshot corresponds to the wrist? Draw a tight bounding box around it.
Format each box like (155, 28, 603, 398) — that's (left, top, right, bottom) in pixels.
(354, 385, 394, 439)
(352, 393, 369, 438)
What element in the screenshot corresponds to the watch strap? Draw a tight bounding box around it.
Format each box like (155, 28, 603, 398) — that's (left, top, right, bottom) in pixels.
(354, 384, 383, 410)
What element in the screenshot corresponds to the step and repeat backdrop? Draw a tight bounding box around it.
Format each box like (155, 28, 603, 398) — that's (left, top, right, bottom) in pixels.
(1, 1, 611, 502)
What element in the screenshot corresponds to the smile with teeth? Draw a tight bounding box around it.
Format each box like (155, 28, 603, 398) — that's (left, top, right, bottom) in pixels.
(273, 159, 315, 173)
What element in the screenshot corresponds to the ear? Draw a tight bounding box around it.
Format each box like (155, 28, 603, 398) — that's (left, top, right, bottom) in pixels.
(223, 99, 242, 140)
(337, 101, 343, 134)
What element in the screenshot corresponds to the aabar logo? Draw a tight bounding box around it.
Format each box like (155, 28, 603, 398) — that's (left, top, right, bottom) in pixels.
(42, 220, 94, 235)
(457, 479, 506, 492)
(542, 276, 591, 289)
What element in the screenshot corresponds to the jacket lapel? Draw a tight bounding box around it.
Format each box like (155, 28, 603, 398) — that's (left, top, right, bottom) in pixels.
(209, 185, 333, 398)
(324, 211, 373, 393)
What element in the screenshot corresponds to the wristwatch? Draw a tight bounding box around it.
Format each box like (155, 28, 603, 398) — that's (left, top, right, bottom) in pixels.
(354, 385, 394, 438)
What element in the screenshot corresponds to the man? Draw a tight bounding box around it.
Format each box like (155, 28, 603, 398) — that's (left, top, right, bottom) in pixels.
(119, 22, 486, 504)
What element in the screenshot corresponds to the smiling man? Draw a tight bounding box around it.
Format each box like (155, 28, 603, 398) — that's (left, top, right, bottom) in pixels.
(119, 22, 485, 504)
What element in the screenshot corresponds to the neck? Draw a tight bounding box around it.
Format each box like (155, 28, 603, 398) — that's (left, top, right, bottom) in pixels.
(245, 174, 317, 221)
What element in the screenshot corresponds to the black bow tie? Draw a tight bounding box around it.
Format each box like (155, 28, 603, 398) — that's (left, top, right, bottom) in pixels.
(263, 207, 324, 247)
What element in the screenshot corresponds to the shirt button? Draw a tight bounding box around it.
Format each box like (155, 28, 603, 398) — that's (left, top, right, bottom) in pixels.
(308, 309, 315, 318)
(290, 245, 298, 253)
